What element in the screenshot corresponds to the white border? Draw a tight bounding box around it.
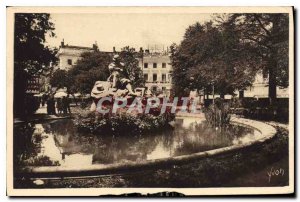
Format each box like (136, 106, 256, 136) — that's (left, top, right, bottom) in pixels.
(1, 2, 297, 199)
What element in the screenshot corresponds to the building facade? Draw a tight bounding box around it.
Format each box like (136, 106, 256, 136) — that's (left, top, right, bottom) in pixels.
(243, 70, 289, 98)
(55, 40, 97, 71)
(55, 41, 173, 96)
(55, 41, 288, 99)
(139, 52, 172, 96)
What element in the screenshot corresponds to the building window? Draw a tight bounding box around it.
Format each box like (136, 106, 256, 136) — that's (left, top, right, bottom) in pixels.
(162, 63, 166, 68)
(153, 63, 157, 68)
(162, 74, 166, 83)
(67, 59, 72, 65)
(152, 86, 157, 92)
(144, 74, 148, 81)
(162, 87, 166, 92)
(144, 63, 148, 68)
(153, 74, 157, 82)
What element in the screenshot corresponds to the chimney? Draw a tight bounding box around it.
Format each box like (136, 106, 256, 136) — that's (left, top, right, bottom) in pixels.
(113, 47, 116, 52)
(93, 42, 99, 51)
(61, 39, 65, 47)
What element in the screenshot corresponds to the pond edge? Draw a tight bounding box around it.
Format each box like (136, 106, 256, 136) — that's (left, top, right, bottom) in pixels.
(17, 117, 277, 179)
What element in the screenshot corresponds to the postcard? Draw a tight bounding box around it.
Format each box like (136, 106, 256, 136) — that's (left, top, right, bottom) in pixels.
(7, 6, 294, 196)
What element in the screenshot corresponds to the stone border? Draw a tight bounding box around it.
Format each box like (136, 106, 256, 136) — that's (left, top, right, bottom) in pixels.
(17, 117, 276, 179)
(14, 115, 72, 124)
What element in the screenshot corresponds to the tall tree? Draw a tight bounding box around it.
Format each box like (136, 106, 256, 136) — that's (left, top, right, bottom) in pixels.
(170, 21, 257, 98)
(50, 69, 72, 90)
(14, 13, 57, 116)
(67, 47, 144, 94)
(67, 51, 111, 94)
(119, 46, 145, 88)
(227, 14, 289, 104)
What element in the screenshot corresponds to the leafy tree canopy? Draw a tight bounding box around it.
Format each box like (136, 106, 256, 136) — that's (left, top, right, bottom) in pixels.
(14, 13, 57, 116)
(226, 14, 289, 94)
(15, 13, 57, 76)
(119, 46, 145, 88)
(50, 69, 71, 90)
(171, 13, 289, 103)
(171, 21, 258, 97)
(67, 51, 111, 94)
(63, 46, 144, 94)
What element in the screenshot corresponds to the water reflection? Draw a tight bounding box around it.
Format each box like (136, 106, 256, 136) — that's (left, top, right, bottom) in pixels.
(14, 118, 260, 168)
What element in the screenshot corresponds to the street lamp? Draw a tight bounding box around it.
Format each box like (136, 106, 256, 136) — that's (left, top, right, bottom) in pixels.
(210, 79, 215, 105)
(210, 79, 217, 129)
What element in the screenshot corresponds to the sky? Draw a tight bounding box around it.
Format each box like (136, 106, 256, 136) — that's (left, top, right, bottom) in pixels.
(46, 13, 213, 52)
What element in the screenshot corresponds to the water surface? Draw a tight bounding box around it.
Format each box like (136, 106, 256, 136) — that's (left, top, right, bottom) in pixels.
(14, 118, 261, 168)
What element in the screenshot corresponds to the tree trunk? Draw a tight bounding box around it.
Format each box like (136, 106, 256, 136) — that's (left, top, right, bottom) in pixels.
(239, 90, 244, 99)
(205, 90, 209, 107)
(268, 14, 280, 107)
(268, 65, 277, 106)
(220, 93, 225, 99)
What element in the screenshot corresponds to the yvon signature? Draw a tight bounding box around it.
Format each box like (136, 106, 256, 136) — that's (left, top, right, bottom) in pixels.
(267, 167, 285, 183)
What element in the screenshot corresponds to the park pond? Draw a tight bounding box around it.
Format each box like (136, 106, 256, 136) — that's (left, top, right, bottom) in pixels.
(14, 117, 262, 169)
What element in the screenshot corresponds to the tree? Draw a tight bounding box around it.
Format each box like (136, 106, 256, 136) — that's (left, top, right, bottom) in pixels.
(67, 47, 144, 94)
(170, 21, 257, 98)
(119, 46, 145, 88)
(14, 13, 57, 116)
(50, 69, 72, 90)
(67, 51, 111, 94)
(227, 14, 289, 104)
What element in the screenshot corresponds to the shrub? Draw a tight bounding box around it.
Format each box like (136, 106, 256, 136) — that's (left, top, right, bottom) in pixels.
(204, 98, 231, 127)
(74, 109, 175, 135)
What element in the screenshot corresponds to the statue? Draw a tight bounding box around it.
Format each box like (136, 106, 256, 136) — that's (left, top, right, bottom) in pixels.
(91, 54, 144, 110)
(106, 54, 138, 96)
(107, 54, 124, 89)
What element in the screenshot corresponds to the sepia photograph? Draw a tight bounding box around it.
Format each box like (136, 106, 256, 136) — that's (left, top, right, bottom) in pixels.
(6, 6, 294, 196)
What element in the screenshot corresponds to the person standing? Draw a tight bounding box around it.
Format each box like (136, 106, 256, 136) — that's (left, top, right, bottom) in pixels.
(46, 97, 51, 114)
(42, 93, 47, 107)
(66, 94, 71, 114)
(47, 95, 56, 115)
(62, 95, 71, 114)
(56, 98, 63, 114)
(62, 96, 67, 114)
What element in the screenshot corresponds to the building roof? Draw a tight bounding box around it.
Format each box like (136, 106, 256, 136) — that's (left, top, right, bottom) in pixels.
(61, 45, 94, 50)
(142, 55, 171, 63)
(56, 45, 95, 57)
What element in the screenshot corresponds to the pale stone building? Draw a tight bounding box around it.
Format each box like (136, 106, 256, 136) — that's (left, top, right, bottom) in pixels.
(55, 40, 97, 71)
(55, 41, 288, 99)
(243, 70, 289, 98)
(139, 52, 172, 96)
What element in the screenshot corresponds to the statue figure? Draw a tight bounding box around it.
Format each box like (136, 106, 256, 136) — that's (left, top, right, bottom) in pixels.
(91, 54, 140, 103)
(106, 54, 138, 96)
(107, 54, 124, 89)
